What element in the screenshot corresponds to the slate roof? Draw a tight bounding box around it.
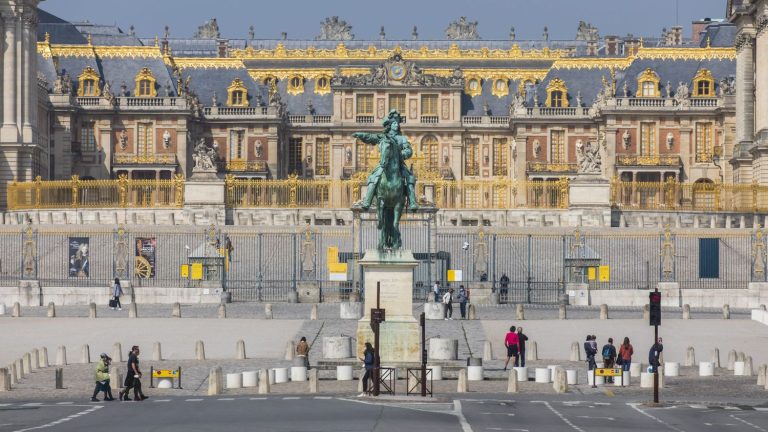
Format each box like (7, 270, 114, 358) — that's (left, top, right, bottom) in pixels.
(181, 67, 267, 108)
(699, 23, 737, 47)
(37, 9, 87, 44)
(98, 57, 174, 97)
(536, 67, 613, 107)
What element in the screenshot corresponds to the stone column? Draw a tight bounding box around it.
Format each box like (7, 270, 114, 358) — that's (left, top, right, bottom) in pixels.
(1, 12, 18, 142)
(21, 13, 32, 141)
(736, 32, 755, 147)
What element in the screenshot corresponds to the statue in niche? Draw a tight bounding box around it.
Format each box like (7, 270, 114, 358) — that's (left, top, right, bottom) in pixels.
(660, 229, 675, 280)
(532, 140, 542, 158)
(255, 140, 263, 158)
(316, 16, 354, 41)
(300, 226, 316, 278)
(162, 130, 172, 149)
(665, 81, 672, 98)
(666, 132, 674, 150)
(118, 130, 128, 150)
(753, 230, 767, 280)
(445, 17, 480, 40)
(344, 146, 352, 164)
(622, 130, 631, 149)
(22, 226, 36, 278)
(576, 140, 602, 174)
(192, 138, 218, 172)
(193, 18, 220, 39)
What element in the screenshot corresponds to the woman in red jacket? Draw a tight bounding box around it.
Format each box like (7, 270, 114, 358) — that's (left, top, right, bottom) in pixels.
(617, 337, 634, 372)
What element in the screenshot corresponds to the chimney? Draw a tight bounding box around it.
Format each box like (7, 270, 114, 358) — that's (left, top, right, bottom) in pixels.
(691, 18, 713, 45)
(667, 26, 683, 46)
(624, 38, 640, 56)
(217, 39, 228, 58)
(587, 40, 598, 56)
(604, 35, 619, 56)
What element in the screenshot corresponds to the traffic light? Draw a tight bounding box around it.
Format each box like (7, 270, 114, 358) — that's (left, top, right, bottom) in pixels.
(649, 290, 661, 326)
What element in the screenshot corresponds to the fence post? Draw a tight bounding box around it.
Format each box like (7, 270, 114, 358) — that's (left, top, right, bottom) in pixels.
(173, 173, 185, 207)
(70, 175, 79, 207)
(118, 174, 128, 208)
(34, 176, 42, 208)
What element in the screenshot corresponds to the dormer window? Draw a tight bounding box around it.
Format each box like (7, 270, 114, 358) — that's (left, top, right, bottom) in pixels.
(314, 75, 331, 95)
(546, 78, 568, 108)
(287, 75, 304, 96)
(133, 67, 157, 97)
(77, 67, 101, 97)
(693, 69, 715, 97)
(226, 78, 249, 107)
(636, 68, 660, 98)
(465, 76, 481, 97)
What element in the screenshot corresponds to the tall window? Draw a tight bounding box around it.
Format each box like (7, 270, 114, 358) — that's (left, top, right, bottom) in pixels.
(231, 91, 244, 106)
(550, 91, 564, 108)
(80, 124, 96, 152)
(356, 94, 373, 115)
(138, 80, 152, 97)
(492, 138, 508, 176)
(697, 80, 711, 97)
(640, 123, 656, 156)
(696, 123, 714, 163)
(137, 123, 153, 156)
(465, 138, 479, 176)
(288, 137, 303, 174)
(641, 81, 656, 97)
(316, 137, 330, 175)
(356, 139, 372, 168)
(421, 95, 438, 116)
(82, 79, 96, 96)
(550, 130, 565, 163)
(421, 135, 439, 171)
(230, 130, 245, 160)
(389, 94, 406, 114)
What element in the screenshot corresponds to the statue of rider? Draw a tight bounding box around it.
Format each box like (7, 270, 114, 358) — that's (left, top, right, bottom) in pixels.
(352, 109, 419, 211)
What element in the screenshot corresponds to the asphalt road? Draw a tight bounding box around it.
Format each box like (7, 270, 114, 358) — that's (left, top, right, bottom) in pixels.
(2, 394, 768, 432)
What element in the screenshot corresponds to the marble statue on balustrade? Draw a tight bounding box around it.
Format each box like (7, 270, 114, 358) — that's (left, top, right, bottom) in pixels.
(674, 82, 690, 108)
(316, 16, 354, 41)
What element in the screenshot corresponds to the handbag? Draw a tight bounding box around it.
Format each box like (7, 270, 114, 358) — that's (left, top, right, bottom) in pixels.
(109, 298, 117, 308)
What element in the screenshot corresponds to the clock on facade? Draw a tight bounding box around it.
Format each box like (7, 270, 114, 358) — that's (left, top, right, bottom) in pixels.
(389, 64, 406, 81)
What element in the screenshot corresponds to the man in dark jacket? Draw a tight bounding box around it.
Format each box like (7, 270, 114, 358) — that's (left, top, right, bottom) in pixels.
(515, 327, 529, 367)
(584, 335, 597, 370)
(648, 337, 663, 373)
(601, 338, 617, 382)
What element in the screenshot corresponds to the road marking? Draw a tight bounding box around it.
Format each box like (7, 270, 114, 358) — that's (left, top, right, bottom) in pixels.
(283, 397, 300, 400)
(21, 403, 42, 407)
(185, 399, 203, 402)
(486, 428, 528, 431)
(0, 404, 12, 407)
(755, 407, 768, 412)
(731, 414, 768, 431)
(217, 398, 235, 401)
(11, 405, 103, 432)
(453, 400, 475, 432)
(55, 402, 73, 405)
(481, 412, 515, 416)
(534, 401, 585, 432)
(724, 407, 741, 411)
(313, 396, 332, 400)
(690, 405, 708, 409)
(153, 399, 171, 402)
(577, 415, 615, 421)
(628, 403, 687, 432)
(249, 397, 267, 400)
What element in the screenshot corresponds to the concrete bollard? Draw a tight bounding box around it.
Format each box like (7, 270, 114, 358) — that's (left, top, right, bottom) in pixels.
(682, 304, 691, 319)
(153, 342, 162, 361)
(553, 367, 568, 394)
(424, 303, 446, 319)
(711, 348, 721, 368)
(9, 363, 17, 385)
(745, 356, 754, 376)
(468, 303, 476, 320)
(14, 359, 22, 380)
(727, 350, 737, 370)
(507, 368, 518, 393)
(658, 366, 664, 388)
(0, 368, 10, 391)
(172, 302, 181, 318)
(258, 369, 270, 394)
(30, 349, 39, 370)
(12, 302, 20, 317)
(81, 344, 90, 364)
(128, 303, 138, 318)
(112, 343, 123, 363)
(516, 304, 525, 320)
(22, 353, 31, 375)
(88, 303, 97, 318)
(527, 341, 538, 361)
(47, 302, 56, 318)
(467, 366, 484, 381)
(738, 352, 747, 363)
(482, 341, 493, 362)
(265, 304, 273, 319)
(323, 337, 353, 359)
(208, 367, 223, 395)
(340, 302, 363, 319)
(699, 362, 714, 377)
(195, 340, 206, 360)
(664, 362, 680, 376)
(56, 346, 67, 366)
(722, 304, 730, 319)
(428, 339, 458, 361)
(55, 368, 63, 389)
(0, 302, 4, 315)
(757, 364, 767, 386)
(285, 341, 295, 361)
(218, 304, 226, 319)
(762, 304, 767, 311)
(559, 304, 567, 320)
(735, 361, 746, 376)
(242, 371, 258, 388)
(599, 304, 608, 320)
(310, 304, 318, 320)
(236, 340, 247, 360)
(457, 368, 468, 393)
(309, 368, 319, 393)
(39, 347, 49, 368)
(226, 373, 242, 389)
(110, 366, 123, 390)
(684, 347, 696, 367)
(642, 304, 649, 320)
(570, 342, 581, 361)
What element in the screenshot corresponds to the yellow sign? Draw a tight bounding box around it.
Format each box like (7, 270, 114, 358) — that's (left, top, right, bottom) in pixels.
(180, 264, 189, 278)
(587, 267, 596, 281)
(191, 263, 203, 280)
(327, 246, 339, 265)
(599, 265, 610, 282)
(594, 368, 622, 377)
(152, 369, 179, 378)
(447, 269, 463, 282)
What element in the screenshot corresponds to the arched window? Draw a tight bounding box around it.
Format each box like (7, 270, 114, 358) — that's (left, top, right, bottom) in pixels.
(287, 75, 304, 95)
(314, 75, 331, 95)
(421, 135, 439, 171)
(465, 76, 482, 97)
(77, 67, 101, 97)
(693, 69, 715, 97)
(692, 178, 716, 210)
(546, 78, 568, 108)
(636, 68, 660, 98)
(226, 78, 249, 107)
(133, 67, 157, 97)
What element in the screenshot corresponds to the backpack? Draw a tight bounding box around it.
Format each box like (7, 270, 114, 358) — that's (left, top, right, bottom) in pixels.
(363, 351, 374, 365)
(602, 345, 612, 359)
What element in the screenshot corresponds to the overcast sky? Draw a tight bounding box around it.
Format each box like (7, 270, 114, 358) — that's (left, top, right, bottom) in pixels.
(42, 0, 726, 41)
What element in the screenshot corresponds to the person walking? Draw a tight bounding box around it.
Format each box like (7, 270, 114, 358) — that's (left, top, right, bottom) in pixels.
(91, 353, 114, 401)
(499, 273, 510, 299)
(296, 336, 310, 369)
(119, 346, 147, 401)
(648, 337, 663, 373)
(359, 342, 375, 396)
(515, 327, 529, 367)
(111, 278, 123, 310)
(584, 335, 597, 370)
(457, 286, 468, 319)
(225, 236, 234, 263)
(442, 288, 454, 320)
(618, 337, 634, 372)
(601, 338, 617, 383)
(503, 326, 520, 371)
(433, 281, 441, 303)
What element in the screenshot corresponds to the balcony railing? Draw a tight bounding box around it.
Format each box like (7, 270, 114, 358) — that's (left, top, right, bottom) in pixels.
(288, 115, 332, 124)
(526, 161, 578, 172)
(203, 106, 273, 118)
(462, 116, 510, 126)
(420, 115, 439, 124)
(615, 155, 681, 166)
(220, 160, 268, 172)
(113, 154, 177, 165)
(524, 107, 591, 117)
(355, 115, 374, 124)
(76, 97, 189, 110)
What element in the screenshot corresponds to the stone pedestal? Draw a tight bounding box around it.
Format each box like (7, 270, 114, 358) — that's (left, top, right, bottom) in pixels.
(568, 174, 610, 208)
(297, 281, 320, 303)
(356, 249, 420, 363)
(184, 175, 225, 225)
(657, 282, 680, 307)
(468, 282, 493, 304)
(567, 283, 589, 306)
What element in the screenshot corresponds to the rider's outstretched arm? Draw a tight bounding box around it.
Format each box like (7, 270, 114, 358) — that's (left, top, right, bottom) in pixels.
(352, 132, 383, 145)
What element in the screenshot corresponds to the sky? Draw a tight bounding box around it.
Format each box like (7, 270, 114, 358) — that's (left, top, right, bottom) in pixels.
(42, 0, 726, 41)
